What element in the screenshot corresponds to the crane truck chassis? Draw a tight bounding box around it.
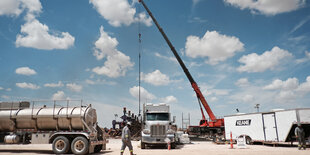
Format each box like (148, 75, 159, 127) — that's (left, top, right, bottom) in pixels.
(0, 101, 107, 155)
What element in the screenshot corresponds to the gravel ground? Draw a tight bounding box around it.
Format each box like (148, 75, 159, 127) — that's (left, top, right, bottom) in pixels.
(0, 138, 309, 155)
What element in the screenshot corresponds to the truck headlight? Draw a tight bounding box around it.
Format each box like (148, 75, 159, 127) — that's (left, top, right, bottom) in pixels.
(167, 129, 174, 134)
(143, 129, 150, 134)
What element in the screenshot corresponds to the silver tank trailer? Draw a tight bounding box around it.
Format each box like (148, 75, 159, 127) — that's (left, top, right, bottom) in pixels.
(0, 106, 97, 131)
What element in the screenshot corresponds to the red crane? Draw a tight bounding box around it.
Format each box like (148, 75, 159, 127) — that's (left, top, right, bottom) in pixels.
(138, 0, 224, 128)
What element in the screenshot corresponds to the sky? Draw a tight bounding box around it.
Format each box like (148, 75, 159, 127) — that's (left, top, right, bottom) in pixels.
(0, 0, 310, 128)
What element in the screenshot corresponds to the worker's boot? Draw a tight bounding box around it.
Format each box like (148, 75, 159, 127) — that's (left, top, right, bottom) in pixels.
(130, 150, 134, 155)
(303, 145, 307, 150)
(298, 145, 301, 150)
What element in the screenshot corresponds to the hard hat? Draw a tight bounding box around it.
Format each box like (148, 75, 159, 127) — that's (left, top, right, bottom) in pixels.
(127, 122, 132, 126)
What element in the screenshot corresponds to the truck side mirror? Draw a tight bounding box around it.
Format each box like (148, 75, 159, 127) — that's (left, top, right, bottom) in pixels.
(173, 116, 176, 123)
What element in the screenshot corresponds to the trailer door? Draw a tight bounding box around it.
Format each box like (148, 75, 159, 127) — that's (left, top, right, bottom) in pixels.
(263, 113, 279, 141)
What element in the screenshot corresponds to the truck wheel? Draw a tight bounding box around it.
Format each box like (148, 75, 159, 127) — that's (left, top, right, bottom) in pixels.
(246, 136, 252, 145)
(71, 136, 89, 155)
(141, 141, 146, 149)
(94, 144, 102, 153)
(52, 136, 70, 154)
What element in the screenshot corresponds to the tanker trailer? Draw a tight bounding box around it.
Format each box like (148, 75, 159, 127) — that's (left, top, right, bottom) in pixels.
(0, 101, 107, 155)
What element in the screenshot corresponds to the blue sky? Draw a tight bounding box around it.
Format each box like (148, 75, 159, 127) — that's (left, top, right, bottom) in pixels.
(0, 0, 310, 128)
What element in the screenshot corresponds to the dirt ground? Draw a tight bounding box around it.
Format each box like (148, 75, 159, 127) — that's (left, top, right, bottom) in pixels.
(0, 138, 309, 155)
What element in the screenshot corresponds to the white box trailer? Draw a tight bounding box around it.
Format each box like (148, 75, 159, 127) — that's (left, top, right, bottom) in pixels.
(224, 108, 310, 143)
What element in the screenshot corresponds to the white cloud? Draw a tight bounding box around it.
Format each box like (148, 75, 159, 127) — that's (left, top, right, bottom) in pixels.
(238, 46, 293, 73)
(235, 78, 250, 87)
(224, 0, 306, 16)
(0, 0, 22, 16)
(296, 76, 310, 93)
(160, 96, 178, 104)
(296, 51, 310, 64)
(242, 94, 254, 102)
(263, 78, 299, 90)
(141, 70, 171, 86)
(16, 19, 75, 50)
(85, 79, 117, 85)
(1, 0, 75, 50)
(85, 79, 96, 85)
(263, 76, 310, 102)
(185, 31, 244, 65)
(210, 97, 218, 102)
(44, 81, 64, 88)
(66, 83, 82, 92)
(92, 26, 134, 78)
(154, 52, 177, 63)
(89, 0, 151, 27)
(16, 82, 40, 89)
(0, 87, 3, 90)
(15, 67, 37, 76)
(52, 91, 66, 100)
(129, 86, 156, 102)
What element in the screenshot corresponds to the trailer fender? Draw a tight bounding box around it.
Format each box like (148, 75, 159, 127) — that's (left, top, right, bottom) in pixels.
(49, 132, 89, 143)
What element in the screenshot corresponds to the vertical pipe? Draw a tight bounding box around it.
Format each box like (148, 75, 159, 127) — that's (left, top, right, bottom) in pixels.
(67, 100, 69, 118)
(53, 100, 56, 119)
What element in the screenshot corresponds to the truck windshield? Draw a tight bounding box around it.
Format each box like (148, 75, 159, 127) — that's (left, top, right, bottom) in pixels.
(146, 113, 169, 121)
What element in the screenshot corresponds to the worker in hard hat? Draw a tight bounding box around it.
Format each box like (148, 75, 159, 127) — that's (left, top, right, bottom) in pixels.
(295, 123, 306, 150)
(121, 122, 134, 155)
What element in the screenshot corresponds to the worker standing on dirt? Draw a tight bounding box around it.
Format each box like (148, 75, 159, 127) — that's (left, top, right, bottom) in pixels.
(295, 123, 306, 150)
(121, 122, 134, 155)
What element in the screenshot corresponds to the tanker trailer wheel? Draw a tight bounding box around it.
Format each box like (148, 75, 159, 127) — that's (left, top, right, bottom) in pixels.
(71, 136, 89, 155)
(52, 136, 70, 154)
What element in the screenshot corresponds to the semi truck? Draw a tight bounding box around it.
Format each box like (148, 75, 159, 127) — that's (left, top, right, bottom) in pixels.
(224, 108, 310, 144)
(141, 103, 176, 149)
(0, 101, 107, 155)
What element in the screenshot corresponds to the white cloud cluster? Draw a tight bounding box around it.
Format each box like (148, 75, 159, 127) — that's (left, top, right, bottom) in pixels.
(16, 82, 40, 89)
(160, 95, 178, 104)
(16, 19, 75, 50)
(141, 70, 171, 86)
(235, 78, 250, 87)
(52, 91, 66, 100)
(15, 67, 37, 76)
(185, 31, 244, 65)
(263, 76, 310, 102)
(66, 83, 82, 92)
(129, 86, 156, 101)
(263, 78, 299, 90)
(92, 26, 134, 78)
(89, 0, 152, 27)
(238, 46, 293, 73)
(44, 81, 64, 88)
(0, 0, 75, 50)
(224, 0, 306, 16)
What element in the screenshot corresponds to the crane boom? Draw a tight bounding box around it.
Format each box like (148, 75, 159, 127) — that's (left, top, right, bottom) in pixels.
(139, 0, 223, 126)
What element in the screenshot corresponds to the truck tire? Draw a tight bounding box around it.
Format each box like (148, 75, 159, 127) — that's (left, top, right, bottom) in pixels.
(94, 144, 102, 153)
(71, 136, 89, 155)
(52, 136, 70, 154)
(245, 136, 252, 145)
(141, 141, 146, 149)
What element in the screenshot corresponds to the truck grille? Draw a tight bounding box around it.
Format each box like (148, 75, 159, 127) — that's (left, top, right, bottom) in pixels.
(151, 125, 166, 136)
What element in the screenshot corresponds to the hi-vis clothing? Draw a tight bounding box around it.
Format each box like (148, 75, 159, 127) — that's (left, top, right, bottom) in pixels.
(295, 126, 306, 149)
(121, 126, 133, 153)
